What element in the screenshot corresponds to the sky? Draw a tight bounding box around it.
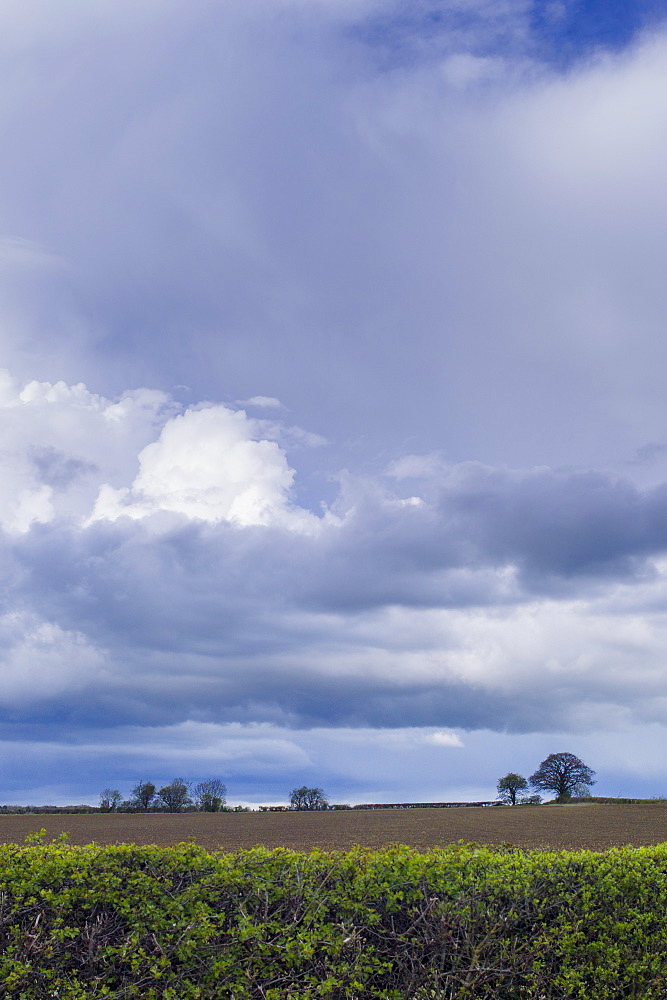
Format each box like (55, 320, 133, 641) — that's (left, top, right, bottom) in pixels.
(1, 0, 667, 806)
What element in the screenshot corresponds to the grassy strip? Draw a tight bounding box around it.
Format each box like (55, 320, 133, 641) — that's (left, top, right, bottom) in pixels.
(0, 839, 666, 998)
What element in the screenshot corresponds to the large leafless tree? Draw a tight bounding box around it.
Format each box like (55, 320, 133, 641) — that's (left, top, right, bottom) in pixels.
(530, 753, 595, 802)
(290, 786, 328, 810)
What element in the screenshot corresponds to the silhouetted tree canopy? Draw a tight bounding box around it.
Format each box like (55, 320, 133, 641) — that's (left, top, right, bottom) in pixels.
(157, 778, 192, 812)
(496, 773, 529, 805)
(530, 753, 595, 802)
(194, 778, 227, 812)
(130, 781, 156, 810)
(290, 786, 328, 810)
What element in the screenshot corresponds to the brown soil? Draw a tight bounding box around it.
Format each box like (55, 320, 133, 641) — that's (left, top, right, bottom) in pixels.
(1, 803, 667, 852)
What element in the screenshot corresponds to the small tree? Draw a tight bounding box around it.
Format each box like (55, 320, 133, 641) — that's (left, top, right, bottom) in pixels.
(194, 778, 227, 812)
(530, 753, 596, 803)
(158, 778, 192, 812)
(496, 773, 529, 806)
(290, 786, 328, 810)
(290, 786, 309, 810)
(99, 788, 122, 811)
(309, 788, 328, 810)
(130, 781, 156, 811)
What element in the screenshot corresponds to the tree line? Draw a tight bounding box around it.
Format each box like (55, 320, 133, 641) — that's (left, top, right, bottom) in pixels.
(99, 781, 330, 813)
(99, 783, 331, 813)
(284, 757, 597, 812)
(497, 753, 596, 805)
(97, 754, 595, 814)
(99, 778, 228, 813)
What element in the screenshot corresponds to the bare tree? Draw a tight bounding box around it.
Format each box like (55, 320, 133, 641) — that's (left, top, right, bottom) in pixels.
(290, 786, 309, 810)
(194, 779, 227, 812)
(530, 753, 596, 803)
(158, 778, 192, 812)
(290, 786, 328, 810)
(99, 789, 122, 811)
(130, 781, 156, 810)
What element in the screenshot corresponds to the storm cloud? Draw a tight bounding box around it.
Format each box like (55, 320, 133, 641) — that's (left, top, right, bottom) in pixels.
(1, 1, 667, 803)
(1, 375, 667, 750)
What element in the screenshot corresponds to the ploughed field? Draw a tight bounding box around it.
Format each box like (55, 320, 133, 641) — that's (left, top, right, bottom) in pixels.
(1, 802, 667, 851)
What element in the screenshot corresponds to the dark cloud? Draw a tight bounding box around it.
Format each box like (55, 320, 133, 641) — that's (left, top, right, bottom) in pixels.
(29, 446, 98, 488)
(434, 465, 667, 581)
(2, 458, 667, 743)
(1, 2, 667, 802)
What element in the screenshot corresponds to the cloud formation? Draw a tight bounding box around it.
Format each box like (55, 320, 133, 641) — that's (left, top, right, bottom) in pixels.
(91, 405, 318, 531)
(1, 2, 667, 802)
(2, 372, 667, 758)
(0, 0, 666, 480)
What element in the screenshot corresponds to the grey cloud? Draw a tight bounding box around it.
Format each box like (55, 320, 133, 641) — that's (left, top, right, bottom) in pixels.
(2, 1, 667, 485)
(433, 465, 667, 581)
(626, 441, 667, 467)
(14, 461, 667, 624)
(29, 446, 98, 488)
(300, 465, 667, 612)
(4, 458, 667, 738)
(3, 2, 667, 801)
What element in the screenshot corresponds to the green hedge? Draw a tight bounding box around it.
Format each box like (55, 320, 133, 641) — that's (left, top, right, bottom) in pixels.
(1, 837, 667, 998)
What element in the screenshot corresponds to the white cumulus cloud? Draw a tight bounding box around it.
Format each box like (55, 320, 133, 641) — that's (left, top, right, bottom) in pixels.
(0, 370, 320, 534)
(90, 403, 319, 532)
(426, 730, 464, 747)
